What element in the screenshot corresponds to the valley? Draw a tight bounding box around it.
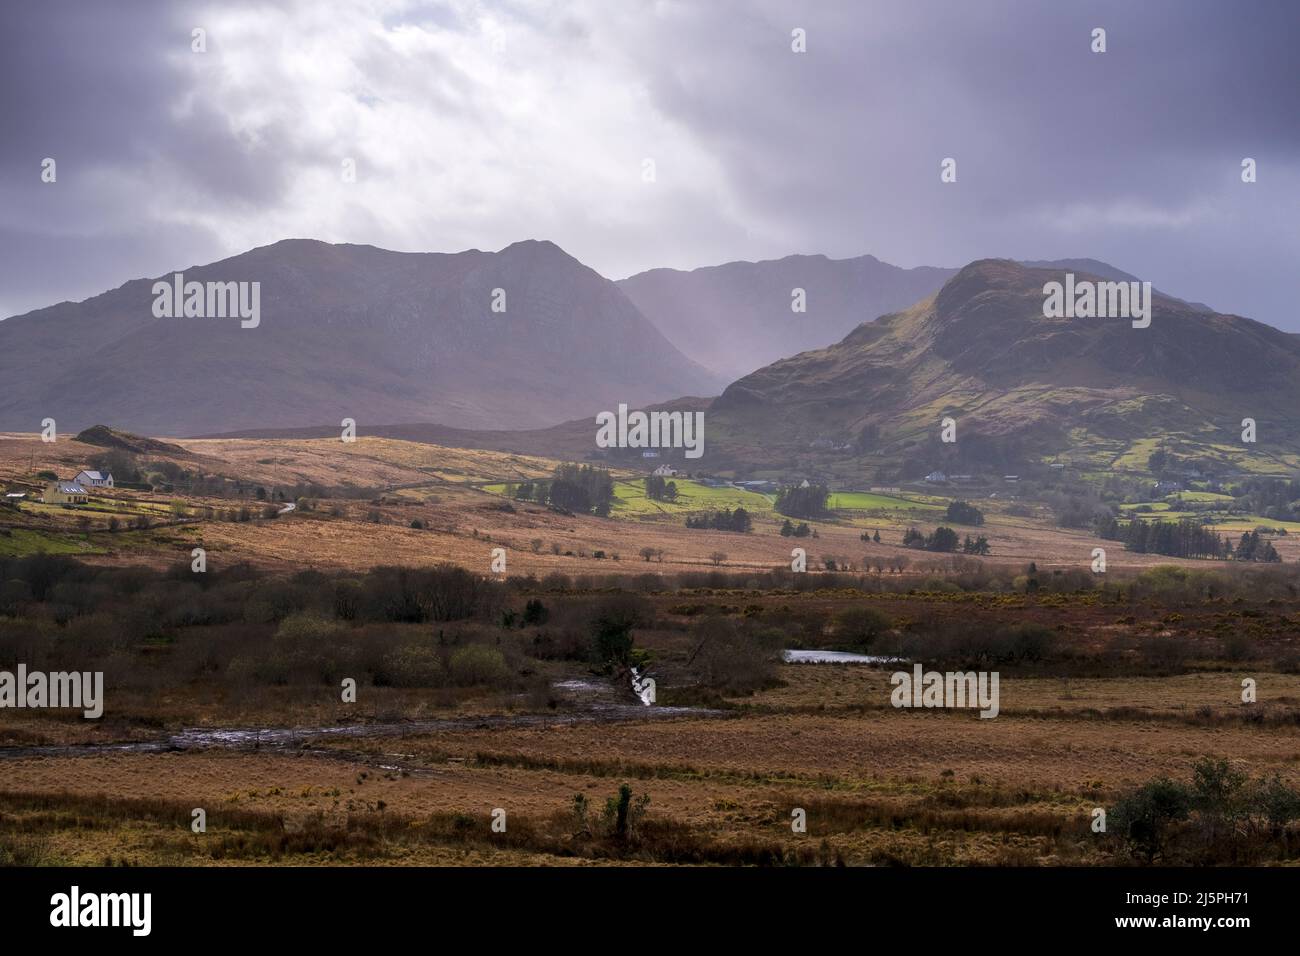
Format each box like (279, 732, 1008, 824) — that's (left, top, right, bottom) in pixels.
(2, 424, 1299, 867)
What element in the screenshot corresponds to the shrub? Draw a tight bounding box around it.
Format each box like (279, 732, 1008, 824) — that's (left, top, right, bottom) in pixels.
(275, 612, 342, 646)
(832, 607, 890, 650)
(380, 645, 444, 687)
(588, 597, 644, 671)
(448, 644, 509, 686)
(522, 599, 549, 625)
(1111, 777, 1193, 863)
(688, 617, 780, 694)
(944, 500, 985, 526)
(1007, 624, 1056, 662)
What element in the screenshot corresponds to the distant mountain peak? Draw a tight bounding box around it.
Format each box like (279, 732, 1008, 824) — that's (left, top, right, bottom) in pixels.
(0, 240, 722, 436)
(703, 257, 1300, 473)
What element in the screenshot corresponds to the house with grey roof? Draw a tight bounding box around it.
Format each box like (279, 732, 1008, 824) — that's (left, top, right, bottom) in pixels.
(75, 470, 114, 488)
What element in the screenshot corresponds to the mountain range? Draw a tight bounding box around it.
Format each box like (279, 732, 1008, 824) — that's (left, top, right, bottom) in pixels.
(0, 239, 721, 436)
(3, 241, 1295, 482)
(617, 254, 958, 379)
(704, 258, 1300, 477)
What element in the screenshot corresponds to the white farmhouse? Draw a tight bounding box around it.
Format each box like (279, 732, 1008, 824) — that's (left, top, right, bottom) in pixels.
(75, 470, 114, 489)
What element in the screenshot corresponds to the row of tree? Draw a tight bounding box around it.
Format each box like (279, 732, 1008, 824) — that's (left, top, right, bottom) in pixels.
(510, 464, 615, 516)
(903, 526, 961, 552)
(775, 483, 832, 519)
(644, 474, 678, 502)
(685, 507, 753, 533)
(1095, 516, 1280, 561)
(944, 500, 985, 526)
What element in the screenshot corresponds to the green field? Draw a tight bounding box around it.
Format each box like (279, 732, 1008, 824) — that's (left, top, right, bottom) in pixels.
(826, 491, 945, 513)
(1212, 515, 1300, 533)
(0, 528, 105, 557)
(1116, 500, 1300, 534)
(483, 479, 955, 521)
(482, 478, 776, 519)
(608, 479, 774, 517)
(1177, 491, 1235, 503)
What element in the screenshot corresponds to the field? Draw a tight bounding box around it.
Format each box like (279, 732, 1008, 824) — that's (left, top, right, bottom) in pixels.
(3, 429, 1300, 867)
(9, 429, 1297, 575)
(4, 580, 1299, 866)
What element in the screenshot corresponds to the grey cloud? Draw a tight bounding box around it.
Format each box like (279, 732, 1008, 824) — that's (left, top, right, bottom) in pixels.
(0, 0, 1296, 330)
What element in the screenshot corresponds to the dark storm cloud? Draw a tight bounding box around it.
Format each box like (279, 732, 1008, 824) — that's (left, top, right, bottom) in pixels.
(0, 0, 1296, 330)
(610, 0, 1300, 323)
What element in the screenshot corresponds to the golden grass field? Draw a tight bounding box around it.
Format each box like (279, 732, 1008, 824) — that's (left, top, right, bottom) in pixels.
(5, 431, 1294, 574)
(4, 664, 1298, 866)
(3, 429, 1300, 866)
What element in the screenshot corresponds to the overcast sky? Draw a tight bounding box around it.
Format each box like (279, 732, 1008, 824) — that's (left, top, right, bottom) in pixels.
(2, 0, 1297, 328)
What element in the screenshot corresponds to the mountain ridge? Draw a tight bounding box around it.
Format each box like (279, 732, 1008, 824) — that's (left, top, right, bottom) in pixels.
(0, 238, 723, 436)
(703, 258, 1300, 478)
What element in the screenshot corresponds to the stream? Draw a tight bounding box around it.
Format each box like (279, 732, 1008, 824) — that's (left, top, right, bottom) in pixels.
(0, 677, 719, 763)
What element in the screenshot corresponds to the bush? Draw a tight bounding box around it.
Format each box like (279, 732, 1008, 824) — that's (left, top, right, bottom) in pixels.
(588, 597, 644, 671)
(832, 607, 890, 650)
(1111, 777, 1193, 863)
(273, 612, 343, 644)
(1007, 624, 1056, 662)
(944, 500, 985, 526)
(1110, 758, 1300, 863)
(688, 618, 780, 694)
(380, 645, 444, 687)
(448, 644, 509, 686)
(522, 599, 549, 625)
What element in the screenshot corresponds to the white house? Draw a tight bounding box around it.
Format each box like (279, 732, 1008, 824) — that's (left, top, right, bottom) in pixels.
(651, 464, 678, 477)
(75, 470, 114, 488)
(924, 471, 947, 484)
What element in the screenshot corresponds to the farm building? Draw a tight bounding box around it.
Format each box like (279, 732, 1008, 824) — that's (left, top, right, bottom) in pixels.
(652, 464, 678, 477)
(75, 469, 114, 488)
(44, 480, 89, 504)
